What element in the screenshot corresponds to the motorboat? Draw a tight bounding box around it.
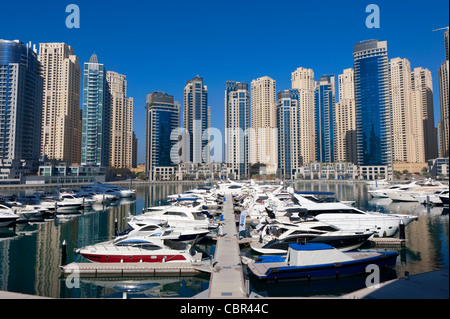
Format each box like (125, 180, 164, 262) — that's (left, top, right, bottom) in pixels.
(117, 219, 210, 244)
(10, 203, 55, 223)
(368, 181, 418, 198)
(285, 193, 418, 237)
(366, 179, 389, 188)
(87, 181, 136, 198)
(386, 180, 447, 202)
(58, 193, 96, 208)
(135, 206, 218, 229)
(76, 235, 203, 263)
(249, 219, 374, 254)
(38, 198, 83, 213)
(440, 192, 449, 207)
(0, 204, 19, 227)
(414, 189, 449, 205)
(247, 243, 398, 281)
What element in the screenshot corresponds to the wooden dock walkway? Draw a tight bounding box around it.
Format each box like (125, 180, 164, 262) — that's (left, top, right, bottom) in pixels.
(208, 194, 247, 298)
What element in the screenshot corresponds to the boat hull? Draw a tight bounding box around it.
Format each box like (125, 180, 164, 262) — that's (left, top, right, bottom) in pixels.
(250, 233, 372, 254)
(78, 252, 190, 263)
(0, 217, 18, 227)
(248, 251, 398, 281)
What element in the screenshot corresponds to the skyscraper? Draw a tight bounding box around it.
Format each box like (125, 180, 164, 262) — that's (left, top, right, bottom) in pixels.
(411, 67, 437, 161)
(277, 89, 301, 178)
(353, 40, 392, 174)
(81, 53, 109, 167)
(250, 76, 278, 175)
(334, 68, 357, 164)
(183, 76, 209, 163)
(224, 81, 250, 178)
(314, 74, 335, 163)
(106, 71, 134, 168)
(145, 91, 180, 180)
(38, 43, 81, 164)
(389, 57, 412, 163)
(0, 40, 43, 180)
(438, 28, 449, 157)
(291, 67, 316, 165)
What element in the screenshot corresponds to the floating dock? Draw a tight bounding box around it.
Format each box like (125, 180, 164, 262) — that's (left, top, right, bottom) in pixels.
(208, 194, 247, 298)
(60, 261, 213, 277)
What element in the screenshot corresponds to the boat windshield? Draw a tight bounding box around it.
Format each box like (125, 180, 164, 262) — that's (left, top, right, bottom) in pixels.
(193, 212, 207, 220)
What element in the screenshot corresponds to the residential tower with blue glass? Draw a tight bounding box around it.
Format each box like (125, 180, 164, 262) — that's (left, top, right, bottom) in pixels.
(353, 40, 393, 176)
(0, 39, 43, 180)
(145, 91, 180, 180)
(314, 74, 335, 163)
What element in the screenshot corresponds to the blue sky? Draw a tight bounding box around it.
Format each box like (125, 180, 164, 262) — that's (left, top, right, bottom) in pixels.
(1, 0, 448, 164)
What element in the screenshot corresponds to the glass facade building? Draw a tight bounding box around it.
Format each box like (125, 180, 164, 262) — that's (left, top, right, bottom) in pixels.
(224, 81, 250, 178)
(145, 91, 180, 180)
(81, 54, 109, 167)
(0, 40, 43, 179)
(353, 40, 392, 171)
(183, 76, 209, 163)
(314, 74, 335, 163)
(277, 89, 300, 178)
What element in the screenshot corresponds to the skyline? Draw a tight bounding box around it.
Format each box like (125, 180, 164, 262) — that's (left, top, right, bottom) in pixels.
(2, 0, 449, 164)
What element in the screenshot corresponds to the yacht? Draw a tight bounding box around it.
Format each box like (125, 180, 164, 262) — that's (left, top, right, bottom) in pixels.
(0, 204, 19, 227)
(117, 219, 210, 244)
(285, 193, 418, 237)
(368, 181, 417, 198)
(440, 192, 449, 207)
(76, 235, 202, 263)
(414, 189, 449, 205)
(249, 219, 374, 254)
(386, 180, 447, 202)
(133, 206, 218, 229)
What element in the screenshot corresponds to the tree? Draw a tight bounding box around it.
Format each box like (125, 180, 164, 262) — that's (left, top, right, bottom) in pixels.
(394, 170, 402, 180)
(135, 171, 146, 180)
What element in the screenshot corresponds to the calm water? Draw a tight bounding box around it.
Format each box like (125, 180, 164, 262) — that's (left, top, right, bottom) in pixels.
(0, 181, 448, 298)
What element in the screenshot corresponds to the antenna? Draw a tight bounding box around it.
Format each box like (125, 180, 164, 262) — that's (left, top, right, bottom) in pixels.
(433, 27, 448, 32)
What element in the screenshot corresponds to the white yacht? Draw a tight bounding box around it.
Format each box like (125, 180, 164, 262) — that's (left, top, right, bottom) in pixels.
(368, 181, 417, 198)
(386, 180, 447, 202)
(0, 204, 19, 227)
(285, 193, 418, 237)
(414, 189, 449, 205)
(133, 206, 218, 229)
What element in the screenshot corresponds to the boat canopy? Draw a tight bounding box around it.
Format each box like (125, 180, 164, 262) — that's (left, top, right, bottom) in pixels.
(286, 243, 353, 267)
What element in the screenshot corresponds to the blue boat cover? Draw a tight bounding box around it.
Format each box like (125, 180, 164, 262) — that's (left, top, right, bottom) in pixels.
(288, 243, 334, 251)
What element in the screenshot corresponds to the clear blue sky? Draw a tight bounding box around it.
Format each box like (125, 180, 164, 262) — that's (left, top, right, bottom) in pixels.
(2, 0, 448, 164)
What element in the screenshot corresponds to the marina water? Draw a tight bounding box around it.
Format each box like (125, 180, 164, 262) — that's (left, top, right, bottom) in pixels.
(0, 181, 448, 298)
